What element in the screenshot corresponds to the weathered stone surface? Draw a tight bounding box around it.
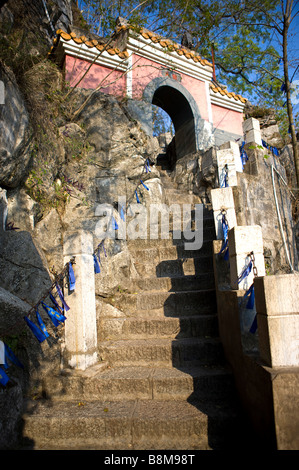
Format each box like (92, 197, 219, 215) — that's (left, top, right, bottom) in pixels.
(0, 231, 52, 305)
(33, 208, 63, 271)
(233, 146, 297, 273)
(261, 124, 284, 149)
(0, 286, 31, 336)
(6, 188, 36, 232)
(0, 63, 31, 188)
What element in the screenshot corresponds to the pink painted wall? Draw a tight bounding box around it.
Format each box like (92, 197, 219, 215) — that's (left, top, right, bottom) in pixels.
(64, 55, 126, 97)
(64, 53, 244, 136)
(131, 54, 163, 99)
(211, 104, 243, 135)
(181, 75, 209, 121)
(131, 54, 209, 120)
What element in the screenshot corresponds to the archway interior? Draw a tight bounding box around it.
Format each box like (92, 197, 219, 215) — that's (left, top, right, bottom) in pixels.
(152, 85, 197, 166)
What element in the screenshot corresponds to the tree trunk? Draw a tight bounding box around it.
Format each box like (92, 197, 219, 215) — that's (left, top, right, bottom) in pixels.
(282, 0, 299, 191)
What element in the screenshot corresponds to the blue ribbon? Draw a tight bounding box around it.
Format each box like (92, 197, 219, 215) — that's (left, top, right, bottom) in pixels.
(4, 343, 24, 369)
(36, 309, 50, 338)
(112, 216, 119, 230)
(237, 260, 252, 284)
(120, 205, 125, 221)
(262, 139, 279, 156)
(56, 282, 70, 311)
(68, 263, 76, 291)
(145, 159, 151, 173)
(135, 190, 140, 204)
(24, 316, 47, 343)
(0, 366, 9, 386)
(240, 142, 248, 169)
(94, 254, 101, 273)
(218, 214, 229, 260)
(250, 315, 258, 334)
(50, 293, 63, 315)
(140, 180, 149, 191)
(101, 241, 107, 257)
(244, 284, 255, 309)
(41, 302, 66, 327)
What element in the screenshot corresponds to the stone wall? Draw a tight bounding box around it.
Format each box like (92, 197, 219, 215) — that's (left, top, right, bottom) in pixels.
(233, 145, 297, 274)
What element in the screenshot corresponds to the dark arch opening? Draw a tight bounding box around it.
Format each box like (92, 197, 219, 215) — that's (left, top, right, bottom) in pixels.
(143, 77, 201, 168)
(152, 85, 197, 165)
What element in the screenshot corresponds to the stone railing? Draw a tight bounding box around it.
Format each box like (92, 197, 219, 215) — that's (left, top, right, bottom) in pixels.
(210, 117, 299, 449)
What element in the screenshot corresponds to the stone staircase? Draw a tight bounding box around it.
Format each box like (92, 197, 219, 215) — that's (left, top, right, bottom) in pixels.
(19, 160, 257, 450)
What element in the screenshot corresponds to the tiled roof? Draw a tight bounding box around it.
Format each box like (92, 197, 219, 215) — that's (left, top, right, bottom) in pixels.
(135, 27, 213, 68)
(50, 29, 129, 59)
(210, 82, 247, 104)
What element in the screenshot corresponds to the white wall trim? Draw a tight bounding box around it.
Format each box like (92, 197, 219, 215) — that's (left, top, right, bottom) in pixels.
(61, 39, 128, 72)
(127, 35, 213, 82)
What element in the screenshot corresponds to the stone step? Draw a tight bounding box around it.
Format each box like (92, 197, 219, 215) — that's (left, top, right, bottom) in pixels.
(21, 397, 246, 450)
(124, 273, 215, 293)
(130, 242, 214, 266)
(22, 400, 253, 455)
(127, 223, 215, 246)
(164, 189, 203, 205)
(108, 289, 217, 316)
(40, 364, 234, 403)
(97, 337, 224, 368)
(133, 255, 214, 278)
(98, 314, 219, 341)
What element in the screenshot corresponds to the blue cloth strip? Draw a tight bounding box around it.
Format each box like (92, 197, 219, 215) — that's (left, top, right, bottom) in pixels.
(237, 260, 252, 284)
(140, 180, 149, 190)
(36, 309, 50, 338)
(101, 242, 107, 257)
(68, 263, 76, 291)
(4, 343, 24, 369)
(223, 247, 229, 261)
(244, 284, 255, 309)
(250, 315, 258, 334)
(24, 316, 47, 343)
(135, 190, 140, 204)
(50, 293, 63, 315)
(240, 141, 248, 169)
(0, 366, 9, 386)
(112, 216, 119, 230)
(41, 302, 66, 326)
(120, 206, 125, 221)
(94, 254, 101, 273)
(56, 282, 70, 311)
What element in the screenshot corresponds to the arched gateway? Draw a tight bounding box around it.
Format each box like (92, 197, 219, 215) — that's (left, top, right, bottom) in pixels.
(50, 20, 247, 157)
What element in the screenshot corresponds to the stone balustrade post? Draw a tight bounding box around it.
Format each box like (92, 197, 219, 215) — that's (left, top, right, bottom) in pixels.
(216, 147, 238, 188)
(219, 140, 243, 173)
(228, 225, 265, 290)
(254, 274, 299, 367)
(242, 117, 262, 146)
(211, 187, 237, 240)
(63, 230, 98, 370)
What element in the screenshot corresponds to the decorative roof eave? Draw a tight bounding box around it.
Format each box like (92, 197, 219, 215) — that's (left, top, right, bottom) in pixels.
(49, 29, 129, 71)
(137, 27, 213, 68)
(126, 29, 213, 82)
(210, 83, 247, 110)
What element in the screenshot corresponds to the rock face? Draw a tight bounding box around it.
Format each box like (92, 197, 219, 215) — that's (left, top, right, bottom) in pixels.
(0, 63, 31, 188)
(0, 231, 52, 306)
